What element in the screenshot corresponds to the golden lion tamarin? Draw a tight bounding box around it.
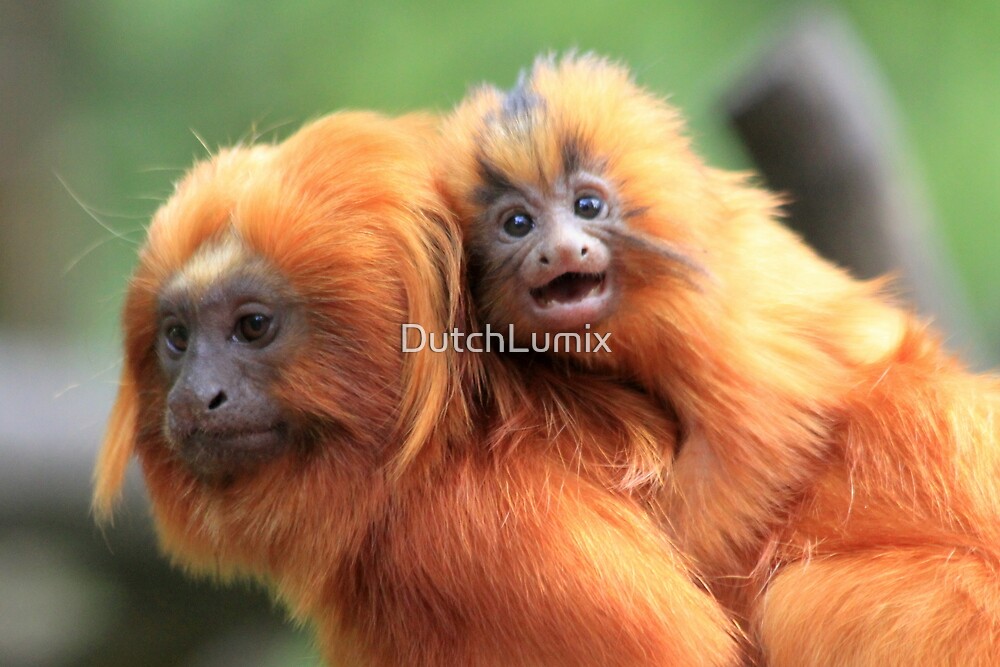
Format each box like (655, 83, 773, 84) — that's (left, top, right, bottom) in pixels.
(441, 54, 1000, 665)
(92, 111, 740, 666)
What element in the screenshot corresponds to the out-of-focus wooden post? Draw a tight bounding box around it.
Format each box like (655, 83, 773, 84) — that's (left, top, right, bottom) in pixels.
(723, 9, 988, 366)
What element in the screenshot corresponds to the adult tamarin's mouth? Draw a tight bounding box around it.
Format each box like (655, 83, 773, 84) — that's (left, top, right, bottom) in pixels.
(530, 272, 606, 307)
(170, 422, 290, 477)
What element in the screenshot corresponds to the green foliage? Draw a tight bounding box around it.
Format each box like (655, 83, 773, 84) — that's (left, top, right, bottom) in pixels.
(48, 0, 998, 343)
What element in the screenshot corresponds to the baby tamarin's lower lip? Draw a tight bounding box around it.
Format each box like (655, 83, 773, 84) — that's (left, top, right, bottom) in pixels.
(530, 272, 606, 307)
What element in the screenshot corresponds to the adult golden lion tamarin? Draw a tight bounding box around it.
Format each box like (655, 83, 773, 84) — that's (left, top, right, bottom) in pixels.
(442, 53, 1000, 665)
(92, 111, 740, 666)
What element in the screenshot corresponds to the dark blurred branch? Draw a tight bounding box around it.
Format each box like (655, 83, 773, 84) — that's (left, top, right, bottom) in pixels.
(723, 9, 989, 367)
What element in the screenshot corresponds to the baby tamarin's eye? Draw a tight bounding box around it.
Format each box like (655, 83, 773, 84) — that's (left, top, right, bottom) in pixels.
(573, 194, 604, 219)
(503, 211, 535, 238)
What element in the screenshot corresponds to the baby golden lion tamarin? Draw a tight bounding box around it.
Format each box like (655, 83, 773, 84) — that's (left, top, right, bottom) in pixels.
(92, 111, 740, 666)
(442, 54, 1000, 665)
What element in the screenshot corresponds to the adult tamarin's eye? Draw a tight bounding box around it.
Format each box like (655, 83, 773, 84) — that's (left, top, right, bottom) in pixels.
(237, 313, 273, 343)
(165, 324, 189, 354)
(503, 211, 535, 238)
(573, 195, 604, 219)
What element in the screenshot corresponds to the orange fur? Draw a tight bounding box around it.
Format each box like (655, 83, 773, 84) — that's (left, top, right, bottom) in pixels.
(93, 111, 740, 665)
(443, 54, 1000, 664)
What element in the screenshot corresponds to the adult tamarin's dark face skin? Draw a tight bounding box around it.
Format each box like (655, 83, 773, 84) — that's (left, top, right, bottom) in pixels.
(154, 238, 306, 480)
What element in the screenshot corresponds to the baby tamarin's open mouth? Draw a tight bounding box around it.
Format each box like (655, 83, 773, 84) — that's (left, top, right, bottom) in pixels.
(530, 272, 606, 307)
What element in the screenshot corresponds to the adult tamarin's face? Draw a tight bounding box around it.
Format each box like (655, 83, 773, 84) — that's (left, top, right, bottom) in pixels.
(152, 236, 306, 479)
(443, 55, 716, 338)
(94, 111, 458, 515)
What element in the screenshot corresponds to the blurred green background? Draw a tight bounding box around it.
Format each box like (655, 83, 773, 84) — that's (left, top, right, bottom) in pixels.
(1, 1, 997, 665)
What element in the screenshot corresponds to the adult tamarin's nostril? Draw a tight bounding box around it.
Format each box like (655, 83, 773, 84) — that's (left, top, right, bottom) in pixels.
(208, 391, 227, 411)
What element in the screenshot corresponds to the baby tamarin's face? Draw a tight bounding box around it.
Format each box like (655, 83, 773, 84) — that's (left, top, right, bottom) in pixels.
(473, 153, 622, 332)
(444, 55, 713, 340)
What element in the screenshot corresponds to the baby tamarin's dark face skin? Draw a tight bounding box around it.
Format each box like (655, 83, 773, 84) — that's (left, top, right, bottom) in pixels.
(473, 158, 622, 332)
(447, 58, 711, 342)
